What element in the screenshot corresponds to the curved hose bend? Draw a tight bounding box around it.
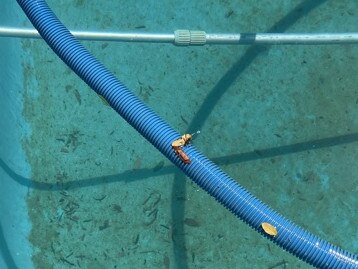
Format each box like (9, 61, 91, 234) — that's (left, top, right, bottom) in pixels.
(16, 1, 357, 268)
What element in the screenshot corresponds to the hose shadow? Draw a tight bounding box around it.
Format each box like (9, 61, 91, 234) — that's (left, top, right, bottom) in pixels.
(1, 132, 356, 191)
(0, 222, 18, 269)
(171, 0, 329, 268)
(0, 157, 178, 190)
(215, 132, 358, 165)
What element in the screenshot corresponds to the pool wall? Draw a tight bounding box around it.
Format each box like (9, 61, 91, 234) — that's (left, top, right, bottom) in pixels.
(0, 1, 33, 268)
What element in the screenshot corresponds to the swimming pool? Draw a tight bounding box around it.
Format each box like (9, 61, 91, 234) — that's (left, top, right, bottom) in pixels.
(1, 0, 357, 268)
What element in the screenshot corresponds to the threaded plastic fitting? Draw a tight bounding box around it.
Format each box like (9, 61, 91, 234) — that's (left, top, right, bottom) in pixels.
(174, 29, 206, 46)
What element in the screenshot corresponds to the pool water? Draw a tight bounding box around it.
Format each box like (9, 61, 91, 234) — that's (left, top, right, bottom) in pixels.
(1, 0, 357, 268)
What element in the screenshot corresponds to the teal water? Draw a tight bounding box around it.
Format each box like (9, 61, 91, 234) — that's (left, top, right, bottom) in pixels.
(1, 0, 357, 268)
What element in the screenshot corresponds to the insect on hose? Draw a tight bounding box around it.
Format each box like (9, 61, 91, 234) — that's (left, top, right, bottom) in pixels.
(171, 131, 200, 164)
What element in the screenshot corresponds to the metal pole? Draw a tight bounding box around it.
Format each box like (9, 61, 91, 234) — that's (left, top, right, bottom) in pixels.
(206, 32, 358, 45)
(1, 27, 358, 46)
(0, 27, 174, 43)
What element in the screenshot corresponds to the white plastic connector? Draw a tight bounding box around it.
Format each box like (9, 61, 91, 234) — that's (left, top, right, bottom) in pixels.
(174, 30, 206, 46)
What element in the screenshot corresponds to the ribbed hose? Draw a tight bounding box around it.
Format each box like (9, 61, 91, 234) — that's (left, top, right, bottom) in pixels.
(16, 1, 357, 268)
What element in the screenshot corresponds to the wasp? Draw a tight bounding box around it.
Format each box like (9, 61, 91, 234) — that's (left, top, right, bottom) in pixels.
(171, 132, 199, 164)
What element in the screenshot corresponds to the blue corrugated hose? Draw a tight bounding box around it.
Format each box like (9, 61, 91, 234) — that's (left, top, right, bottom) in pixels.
(16, 1, 357, 268)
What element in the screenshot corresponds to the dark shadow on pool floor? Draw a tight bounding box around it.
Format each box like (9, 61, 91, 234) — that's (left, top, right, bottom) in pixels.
(2, 132, 355, 191)
(0, 223, 18, 269)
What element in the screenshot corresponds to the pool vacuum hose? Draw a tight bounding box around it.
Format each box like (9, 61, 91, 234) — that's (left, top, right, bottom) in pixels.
(16, 1, 357, 268)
